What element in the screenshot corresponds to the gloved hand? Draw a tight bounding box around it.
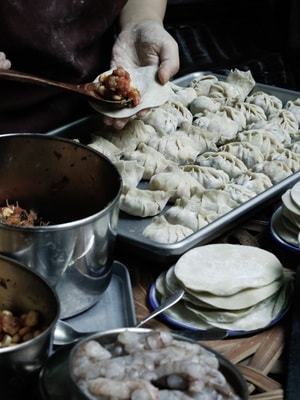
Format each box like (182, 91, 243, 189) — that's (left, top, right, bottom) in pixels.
(103, 21, 179, 129)
(0, 52, 11, 69)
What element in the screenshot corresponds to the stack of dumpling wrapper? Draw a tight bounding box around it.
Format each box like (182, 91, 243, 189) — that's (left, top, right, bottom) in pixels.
(272, 180, 300, 247)
(155, 244, 293, 332)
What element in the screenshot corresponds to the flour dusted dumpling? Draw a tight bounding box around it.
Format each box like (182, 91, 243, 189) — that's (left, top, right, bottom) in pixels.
(236, 129, 282, 156)
(165, 197, 208, 231)
(119, 185, 173, 217)
(88, 135, 123, 162)
(180, 164, 230, 189)
(197, 189, 239, 216)
(141, 107, 178, 134)
(236, 102, 267, 125)
(208, 81, 242, 106)
(149, 166, 204, 202)
(252, 160, 293, 184)
(189, 95, 221, 115)
(246, 90, 283, 116)
(196, 151, 248, 178)
(113, 160, 144, 187)
(180, 121, 218, 148)
(123, 143, 176, 180)
(161, 101, 193, 125)
(147, 132, 200, 163)
(223, 183, 257, 204)
(101, 119, 156, 152)
(226, 68, 256, 100)
(268, 109, 299, 136)
(248, 119, 292, 147)
(219, 105, 247, 131)
(218, 141, 264, 169)
(266, 148, 300, 173)
(143, 215, 193, 243)
(188, 74, 218, 96)
(169, 84, 198, 107)
(233, 171, 273, 194)
(193, 110, 240, 144)
(284, 98, 300, 124)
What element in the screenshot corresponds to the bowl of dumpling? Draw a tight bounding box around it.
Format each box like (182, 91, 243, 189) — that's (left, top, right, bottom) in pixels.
(0, 133, 122, 319)
(68, 328, 248, 400)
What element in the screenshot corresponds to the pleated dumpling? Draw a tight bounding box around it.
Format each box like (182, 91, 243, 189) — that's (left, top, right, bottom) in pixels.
(180, 164, 230, 189)
(88, 135, 122, 162)
(233, 171, 273, 193)
(246, 90, 282, 116)
(149, 166, 204, 202)
(252, 160, 293, 184)
(196, 151, 248, 179)
(218, 141, 264, 169)
(236, 129, 282, 156)
(188, 74, 218, 96)
(226, 68, 256, 100)
(143, 215, 193, 243)
(101, 119, 156, 152)
(113, 160, 144, 187)
(119, 185, 173, 217)
(284, 98, 300, 124)
(123, 143, 176, 180)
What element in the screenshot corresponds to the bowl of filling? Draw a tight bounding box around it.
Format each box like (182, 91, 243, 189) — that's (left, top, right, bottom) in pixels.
(0, 255, 59, 378)
(0, 133, 122, 318)
(68, 328, 248, 400)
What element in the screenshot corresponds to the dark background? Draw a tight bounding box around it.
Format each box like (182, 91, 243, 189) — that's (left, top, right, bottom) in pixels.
(165, 0, 300, 91)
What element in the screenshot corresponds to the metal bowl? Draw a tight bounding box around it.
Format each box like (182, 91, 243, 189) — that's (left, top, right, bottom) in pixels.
(68, 328, 249, 400)
(0, 255, 60, 378)
(0, 134, 122, 318)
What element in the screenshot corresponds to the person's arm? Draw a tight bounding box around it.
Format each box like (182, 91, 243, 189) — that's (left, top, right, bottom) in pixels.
(119, 0, 167, 27)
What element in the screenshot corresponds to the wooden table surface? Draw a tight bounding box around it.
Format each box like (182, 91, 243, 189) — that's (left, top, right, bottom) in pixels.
(117, 202, 298, 400)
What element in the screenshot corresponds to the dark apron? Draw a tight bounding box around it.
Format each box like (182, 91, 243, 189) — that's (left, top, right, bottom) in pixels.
(0, 0, 127, 132)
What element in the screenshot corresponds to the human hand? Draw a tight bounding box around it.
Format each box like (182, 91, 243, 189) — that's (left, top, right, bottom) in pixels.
(0, 52, 11, 69)
(103, 21, 179, 129)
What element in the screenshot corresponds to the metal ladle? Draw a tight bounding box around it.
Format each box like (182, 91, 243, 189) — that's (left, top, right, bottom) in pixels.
(54, 289, 185, 346)
(53, 288, 228, 346)
(0, 68, 130, 109)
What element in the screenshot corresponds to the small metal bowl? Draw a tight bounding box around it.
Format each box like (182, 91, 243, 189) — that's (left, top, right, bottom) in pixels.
(0, 133, 122, 318)
(68, 328, 248, 400)
(0, 255, 60, 378)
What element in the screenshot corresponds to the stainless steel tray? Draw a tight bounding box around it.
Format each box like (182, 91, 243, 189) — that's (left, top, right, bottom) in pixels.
(47, 73, 300, 264)
(62, 260, 136, 332)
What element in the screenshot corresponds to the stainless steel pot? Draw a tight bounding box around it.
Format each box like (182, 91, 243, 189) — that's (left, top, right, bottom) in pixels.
(0, 255, 60, 377)
(0, 134, 122, 318)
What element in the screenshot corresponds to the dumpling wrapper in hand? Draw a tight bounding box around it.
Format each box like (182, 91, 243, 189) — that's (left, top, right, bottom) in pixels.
(90, 65, 173, 118)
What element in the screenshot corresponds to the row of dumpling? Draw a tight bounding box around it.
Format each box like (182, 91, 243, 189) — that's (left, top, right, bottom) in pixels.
(87, 69, 300, 243)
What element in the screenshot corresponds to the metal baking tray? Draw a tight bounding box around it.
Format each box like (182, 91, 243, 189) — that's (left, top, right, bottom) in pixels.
(47, 72, 300, 264)
(61, 260, 136, 333)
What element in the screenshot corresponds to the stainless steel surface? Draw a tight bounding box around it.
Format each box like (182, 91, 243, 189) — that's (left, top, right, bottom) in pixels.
(0, 134, 122, 318)
(54, 288, 184, 344)
(67, 328, 248, 400)
(47, 73, 300, 263)
(135, 288, 185, 327)
(0, 68, 130, 108)
(0, 255, 60, 377)
(53, 261, 136, 345)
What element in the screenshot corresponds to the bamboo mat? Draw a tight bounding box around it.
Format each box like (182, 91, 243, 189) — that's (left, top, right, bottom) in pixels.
(125, 211, 296, 400)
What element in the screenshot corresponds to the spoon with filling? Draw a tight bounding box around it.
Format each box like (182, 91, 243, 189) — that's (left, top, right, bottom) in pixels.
(0, 68, 131, 109)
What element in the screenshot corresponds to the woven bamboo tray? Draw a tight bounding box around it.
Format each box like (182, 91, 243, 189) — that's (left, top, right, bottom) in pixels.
(127, 210, 294, 400)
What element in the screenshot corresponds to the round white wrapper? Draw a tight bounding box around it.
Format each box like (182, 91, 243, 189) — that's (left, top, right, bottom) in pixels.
(90, 65, 173, 118)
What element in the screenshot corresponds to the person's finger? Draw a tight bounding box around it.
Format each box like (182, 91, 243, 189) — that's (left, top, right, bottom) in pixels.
(102, 116, 129, 130)
(157, 43, 180, 84)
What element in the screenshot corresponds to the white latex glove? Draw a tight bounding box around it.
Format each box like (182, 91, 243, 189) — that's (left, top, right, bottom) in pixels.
(103, 21, 179, 129)
(0, 52, 11, 69)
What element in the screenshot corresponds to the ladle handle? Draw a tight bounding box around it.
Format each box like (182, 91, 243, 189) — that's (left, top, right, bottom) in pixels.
(135, 289, 185, 328)
(0, 68, 77, 91)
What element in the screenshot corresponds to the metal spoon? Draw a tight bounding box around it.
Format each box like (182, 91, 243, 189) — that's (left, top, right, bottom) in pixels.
(54, 289, 185, 346)
(0, 68, 130, 109)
